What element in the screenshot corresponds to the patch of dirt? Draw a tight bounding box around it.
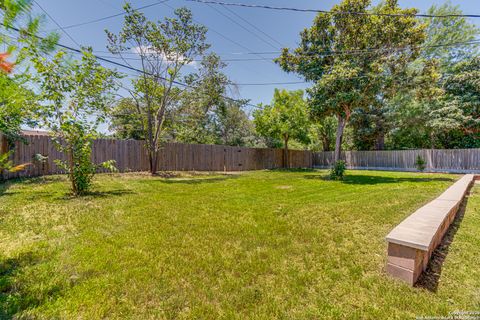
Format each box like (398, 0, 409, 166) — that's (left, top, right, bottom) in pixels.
(275, 185, 293, 190)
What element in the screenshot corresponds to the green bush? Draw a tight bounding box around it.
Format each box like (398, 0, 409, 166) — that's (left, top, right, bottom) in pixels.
(54, 122, 117, 196)
(415, 155, 426, 172)
(330, 160, 346, 180)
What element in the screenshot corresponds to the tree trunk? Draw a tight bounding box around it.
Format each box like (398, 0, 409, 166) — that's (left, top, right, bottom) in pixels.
(68, 144, 77, 195)
(283, 135, 289, 169)
(334, 116, 346, 162)
(375, 133, 385, 151)
(148, 147, 158, 176)
(322, 135, 331, 152)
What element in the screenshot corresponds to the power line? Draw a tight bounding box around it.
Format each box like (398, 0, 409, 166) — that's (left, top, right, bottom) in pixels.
(6, 25, 478, 91)
(160, 1, 275, 74)
(33, 0, 81, 48)
(5, 24, 262, 109)
(96, 38, 480, 61)
(205, 3, 279, 50)
(236, 81, 307, 86)
(220, 4, 285, 48)
(59, 0, 171, 30)
(185, 0, 480, 18)
(95, 54, 276, 62)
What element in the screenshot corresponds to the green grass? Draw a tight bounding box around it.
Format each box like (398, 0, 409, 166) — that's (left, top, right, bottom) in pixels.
(0, 170, 479, 319)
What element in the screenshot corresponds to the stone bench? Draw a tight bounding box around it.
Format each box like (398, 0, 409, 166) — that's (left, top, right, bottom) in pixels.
(385, 174, 476, 285)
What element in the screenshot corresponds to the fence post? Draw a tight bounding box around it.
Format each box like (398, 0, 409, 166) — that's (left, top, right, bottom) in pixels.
(426, 149, 433, 172)
(0, 132, 7, 154)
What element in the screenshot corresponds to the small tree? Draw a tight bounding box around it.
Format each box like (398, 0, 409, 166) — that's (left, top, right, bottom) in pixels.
(253, 89, 310, 168)
(415, 155, 426, 172)
(31, 49, 119, 195)
(106, 3, 209, 175)
(330, 160, 346, 180)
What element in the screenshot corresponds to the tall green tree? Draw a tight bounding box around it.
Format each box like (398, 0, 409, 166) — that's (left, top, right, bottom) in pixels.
(109, 53, 254, 147)
(109, 98, 146, 140)
(441, 56, 480, 147)
(277, 0, 426, 161)
(423, 1, 479, 70)
(308, 116, 337, 152)
(253, 89, 310, 168)
(214, 100, 254, 146)
(175, 53, 231, 144)
(106, 3, 209, 174)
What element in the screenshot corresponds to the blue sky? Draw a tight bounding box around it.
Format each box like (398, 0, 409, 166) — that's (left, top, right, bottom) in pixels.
(30, 0, 480, 113)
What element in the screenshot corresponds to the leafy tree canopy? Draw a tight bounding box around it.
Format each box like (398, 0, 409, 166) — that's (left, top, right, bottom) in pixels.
(277, 0, 426, 160)
(254, 89, 310, 167)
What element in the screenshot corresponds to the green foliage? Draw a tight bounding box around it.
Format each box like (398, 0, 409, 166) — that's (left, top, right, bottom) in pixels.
(386, 58, 474, 149)
(376, 3, 479, 151)
(31, 49, 119, 195)
(0, 73, 38, 142)
(53, 122, 117, 195)
(330, 160, 346, 180)
(173, 53, 254, 146)
(415, 155, 426, 172)
(0, 0, 57, 144)
(308, 116, 337, 152)
(277, 0, 426, 159)
(109, 98, 145, 140)
(254, 89, 310, 147)
(254, 89, 310, 167)
(106, 3, 209, 174)
(441, 56, 480, 147)
(423, 2, 480, 70)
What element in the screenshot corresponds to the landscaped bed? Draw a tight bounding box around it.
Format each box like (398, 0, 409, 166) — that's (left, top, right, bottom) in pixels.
(0, 170, 479, 319)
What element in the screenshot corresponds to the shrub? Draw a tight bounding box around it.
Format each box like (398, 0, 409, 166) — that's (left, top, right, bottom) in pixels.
(54, 122, 117, 196)
(415, 155, 426, 172)
(330, 160, 346, 180)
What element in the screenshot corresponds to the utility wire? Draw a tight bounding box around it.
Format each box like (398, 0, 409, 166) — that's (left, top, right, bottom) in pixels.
(5, 26, 478, 90)
(220, 4, 285, 48)
(160, 1, 275, 75)
(95, 38, 480, 61)
(4, 24, 261, 109)
(59, 0, 171, 30)
(94, 38, 480, 57)
(33, 0, 81, 48)
(205, 3, 279, 50)
(185, 0, 480, 18)
(95, 54, 277, 62)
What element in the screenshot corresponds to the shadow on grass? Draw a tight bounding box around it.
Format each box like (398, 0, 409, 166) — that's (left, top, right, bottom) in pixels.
(415, 197, 469, 293)
(53, 189, 136, 201)
(268, 168, 317, 173)
(0, 176, 63, 199)
(304, 174, 454, 185)
(84, 189, 136, 198)
(0, 181, 12, 198)
(0, 251, 58, 319)
(153, 175, 240, 185)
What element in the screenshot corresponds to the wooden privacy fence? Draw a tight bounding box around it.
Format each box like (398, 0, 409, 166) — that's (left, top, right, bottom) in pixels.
(0, 133, 313, 178)
(3, 133, 480, 178)
(313, 149, 480, 173)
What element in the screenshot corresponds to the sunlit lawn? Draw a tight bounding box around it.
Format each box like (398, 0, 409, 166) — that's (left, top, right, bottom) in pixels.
(0, 170, 479, 319)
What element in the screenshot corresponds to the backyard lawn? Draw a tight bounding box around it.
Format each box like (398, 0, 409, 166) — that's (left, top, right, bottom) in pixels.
(0, 170, 479, 319)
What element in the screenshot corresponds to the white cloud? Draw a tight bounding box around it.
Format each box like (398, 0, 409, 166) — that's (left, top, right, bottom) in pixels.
(132, 46, 196, 67)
